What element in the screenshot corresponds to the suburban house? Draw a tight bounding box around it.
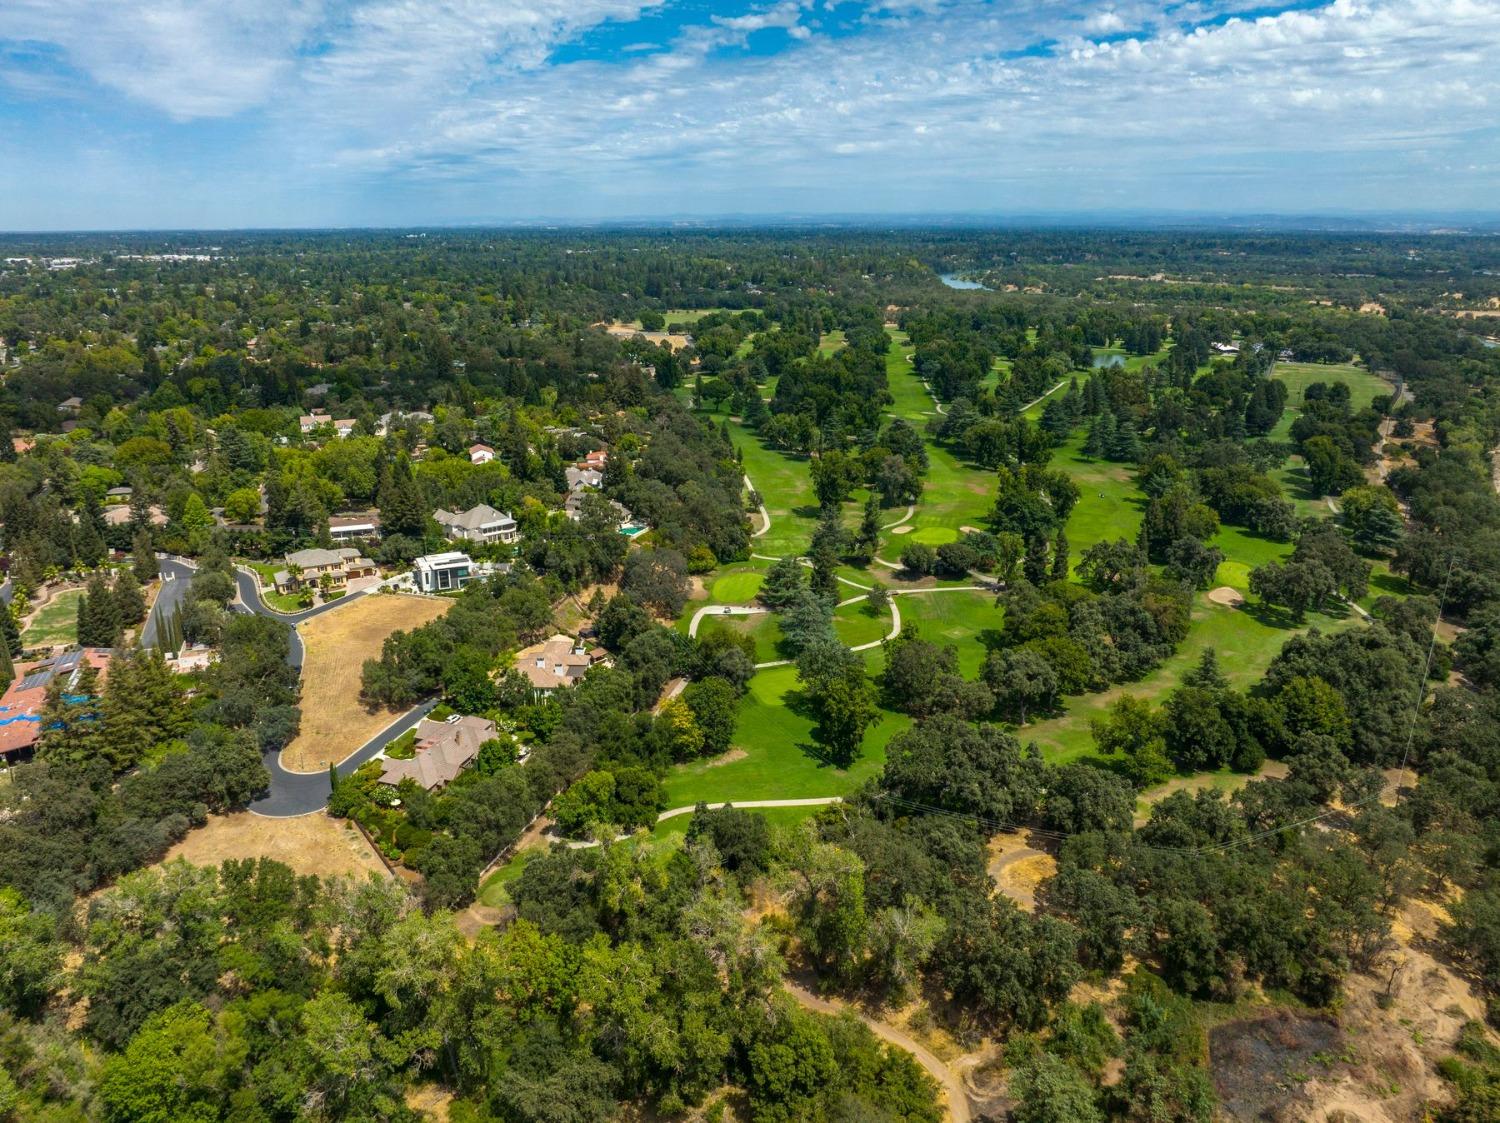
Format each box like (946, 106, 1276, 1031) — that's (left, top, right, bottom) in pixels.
(378, 714, 497, 791)
(0, 648, 112, 764)
(328, 512, 381, 542)
(565, 490, 633, 527)
(514, 634, 610, 694)
(274, 547, 378, 593)
(580, 449, 608, 470)
(433, 504, 518, 546)
(299, 410, 357, 436)
(376, 409, 434, 436)
(413, 551, 474, 593)
(103, 504, 167, 528)
(56, 396, 82, 415)
(469, 443, 495, 464)
(565, 466, 603, 491)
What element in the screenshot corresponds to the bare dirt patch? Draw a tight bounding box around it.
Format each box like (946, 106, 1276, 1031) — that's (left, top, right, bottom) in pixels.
(1208, 585, 1246, 607)
(281, 594, 450, 772)
(1237, 897, 1489, 1122)
(602, 322, 692, 350)
(162, 811, 389, 880)
(704, 747, 750, 768)
(1211, 1010, 1343, 1121)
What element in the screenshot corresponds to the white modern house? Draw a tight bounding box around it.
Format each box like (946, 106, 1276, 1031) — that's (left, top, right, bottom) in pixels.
(328, 512, 381, 542)
(413, 551, 474, 593)
(469, 443, 495, 464)
(433, 504, 519, 545)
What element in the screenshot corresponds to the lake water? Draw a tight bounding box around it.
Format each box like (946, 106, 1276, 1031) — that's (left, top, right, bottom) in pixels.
(1093, 353, 1126, 368)
(938, 272, 991, 290)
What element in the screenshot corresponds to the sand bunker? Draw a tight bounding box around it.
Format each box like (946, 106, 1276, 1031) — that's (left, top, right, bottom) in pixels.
(1208, 586, 1245, 607)
(891, 525, 914, 535)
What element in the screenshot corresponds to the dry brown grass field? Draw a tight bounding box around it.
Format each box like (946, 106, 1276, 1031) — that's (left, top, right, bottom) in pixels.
(281, 593, 450, 772)
(162, 811, 389, 880)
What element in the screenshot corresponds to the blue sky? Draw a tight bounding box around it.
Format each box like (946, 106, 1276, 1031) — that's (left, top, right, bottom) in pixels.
(0, 0, 1496, 229)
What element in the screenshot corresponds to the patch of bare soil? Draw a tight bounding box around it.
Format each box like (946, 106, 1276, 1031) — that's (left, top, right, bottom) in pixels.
(1208, 585, 1245, 607)
(1211, 1010, 1343, 1121)
(704, 746, 749, 768)
(162, 811, 389, 881)
(1239, 897, 1488, 1122)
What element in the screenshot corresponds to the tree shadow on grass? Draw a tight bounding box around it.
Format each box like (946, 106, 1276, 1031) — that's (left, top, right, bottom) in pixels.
(978, 628, 1008, 653)
(1236, 600, 1307, 632)
(1369, 570, 1408, 597)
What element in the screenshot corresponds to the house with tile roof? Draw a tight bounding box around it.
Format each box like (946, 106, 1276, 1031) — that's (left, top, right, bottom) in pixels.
(378, 715, 497, 790)
(0, 648, 111, 763)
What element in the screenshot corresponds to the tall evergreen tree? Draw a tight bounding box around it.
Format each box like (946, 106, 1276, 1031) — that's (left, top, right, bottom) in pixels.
(1, 605, 21, 658)
(132, 529, 158, 582)
(854, 494, 881, 561)
(809, 508, 844, 602)
(377, 452, 428, 539)
(1083, 411, 1116, 458)
(1050, 529, 1070, 583)
(38, 660, 102, 765)
(77, 572, 123, 647)
(98, 646, 186, 771)
(1024, 533, 1050, 586)
(112, 571, 146, 627)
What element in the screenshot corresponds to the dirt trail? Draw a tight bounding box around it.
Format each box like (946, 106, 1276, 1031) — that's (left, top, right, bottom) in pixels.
(987, 833, 1054, 912)
(784, 983, 973, 1123)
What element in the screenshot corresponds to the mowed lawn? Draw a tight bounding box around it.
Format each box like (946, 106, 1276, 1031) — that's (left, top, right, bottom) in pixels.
(1269, 361, 1391, 441)
(879, 329, 995, 551)
(893, 590, 1001, 677)
(21, 588, 83, 649)
(1020, 593, 1364, 763)
(660, 659, 909, 808)
(280, 594, 451, 772)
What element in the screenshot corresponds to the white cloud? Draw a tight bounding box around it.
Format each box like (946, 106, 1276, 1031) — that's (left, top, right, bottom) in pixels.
(0, 0, 327, 119)
(3, 0, 1499, 219)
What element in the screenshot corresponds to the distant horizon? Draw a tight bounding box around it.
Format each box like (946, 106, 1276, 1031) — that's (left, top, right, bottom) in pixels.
(4, 208, 1500, 240)
(2, 1, 1496, 231)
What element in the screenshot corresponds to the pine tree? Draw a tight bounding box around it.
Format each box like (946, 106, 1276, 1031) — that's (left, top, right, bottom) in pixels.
(1062, 377, 1083, 422)
(112, 571, 146, 626)
(73, 497, 109, 569)
(1050, 529, 1070, 582)
(38, 660, 102, 765)
(178, 492, 214, 553)
(77, 572, 122, 647)
(1023, 533, 1050, 586)
(1083, 411, 1116, 458)
(809, 508, 844, 602)
(377, 453, 427, 539)
(1, 607, 21, 658)
(132, 529, 158, 582)
(1108, 419, 1142, 462)
(1184, 647, 1229, 691)
(98, 646, 185, 771)
(854, 494, 881, 561)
